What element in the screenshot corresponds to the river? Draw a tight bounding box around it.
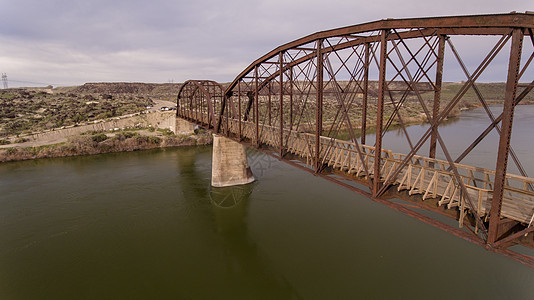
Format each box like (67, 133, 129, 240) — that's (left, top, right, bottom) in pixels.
(1, 106, 534, 299)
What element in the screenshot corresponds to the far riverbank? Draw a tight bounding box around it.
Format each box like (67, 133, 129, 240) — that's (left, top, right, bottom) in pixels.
(0, 130, 212, 163)
(2, 102, 533, 163)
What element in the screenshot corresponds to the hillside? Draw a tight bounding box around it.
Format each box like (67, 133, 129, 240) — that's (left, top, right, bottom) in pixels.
(0, 83, 180, 138)
(66, 82, 181, 97)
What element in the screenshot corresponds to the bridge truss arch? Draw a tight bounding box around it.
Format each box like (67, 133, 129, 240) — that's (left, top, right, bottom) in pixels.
(177, 80, 227, 129)
(178, 12, 534, 264)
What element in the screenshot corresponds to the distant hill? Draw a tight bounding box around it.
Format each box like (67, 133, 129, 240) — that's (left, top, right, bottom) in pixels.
(65, 82, 182, 97)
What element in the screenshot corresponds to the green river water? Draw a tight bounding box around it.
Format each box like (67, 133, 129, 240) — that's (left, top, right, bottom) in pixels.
(1, 106, 534, 299)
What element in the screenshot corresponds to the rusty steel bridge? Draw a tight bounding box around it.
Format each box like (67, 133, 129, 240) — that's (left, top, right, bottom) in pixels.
(176, 12, 534, 267)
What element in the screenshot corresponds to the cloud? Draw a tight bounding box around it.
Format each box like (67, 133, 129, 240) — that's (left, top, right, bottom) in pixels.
(0, 0, 532, 87)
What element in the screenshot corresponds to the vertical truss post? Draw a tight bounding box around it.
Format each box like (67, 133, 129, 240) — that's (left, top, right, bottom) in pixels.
(198, 92, 202, 124)
(183, 92, 187, 119)
(207, 86, 211, 127)
(289, 67, 293, 131)
(205, 93, 209, 128)
(201, 92, 204, 125)
(279, 51, 284, 157)
(180, 95, 183, 118)
(200, 93, 203, 122)
(209, 87, 214, 129)
(213, 94, 218, 130)
(238, 82, 242, 140)
(255, 65, 260, 147)
(488, 28, 523, 245)
(430, 35, 446, 159)
(225, 94, 229, 135)
(194, 92, 198, 122)
(189, 94, 192, 120)
(373, 30, 388, 196)
(200, 93, 204, 125)
(215, 94, 219, 131)
(179, 93, 183, 118)
(268, 83, 272, 126)
(315, 39, 324, 173)
(191, 91, 194, 120)
(361, 42, 370, 145)
(192, 90, 195, 120)
(208, 85, 212, 127)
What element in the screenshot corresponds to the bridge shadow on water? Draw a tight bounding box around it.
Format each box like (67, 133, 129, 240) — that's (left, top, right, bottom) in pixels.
(175, 147, 298, 298)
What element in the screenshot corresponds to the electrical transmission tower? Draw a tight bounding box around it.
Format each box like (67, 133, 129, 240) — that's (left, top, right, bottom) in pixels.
(1, 73, 7, 89)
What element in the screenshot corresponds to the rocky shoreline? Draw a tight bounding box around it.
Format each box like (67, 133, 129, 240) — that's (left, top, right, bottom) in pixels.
(0, 131, 213, 163)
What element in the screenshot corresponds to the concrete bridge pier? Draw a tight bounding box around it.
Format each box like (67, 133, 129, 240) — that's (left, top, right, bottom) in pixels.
(211, 134, 255, 187)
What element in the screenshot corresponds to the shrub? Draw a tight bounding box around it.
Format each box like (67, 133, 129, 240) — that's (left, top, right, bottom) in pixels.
(67, 136, 96, 153)
(0, 139, 11, 145)
(148, 136, 161, 144)
(135, 136, 150, 144)
(157, 128, 175, 136)
(14, 137, 29, 143)
(5, 147, 17, 155)
(91, 133, 108, 143)
(113, 133, 126, 141)
(123, 131, 138, 138)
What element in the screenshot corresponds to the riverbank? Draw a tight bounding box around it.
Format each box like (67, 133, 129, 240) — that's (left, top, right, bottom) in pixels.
(328, 100, 534, 140)
(2, 100, 532, 163)
(0, 130, 213, 163)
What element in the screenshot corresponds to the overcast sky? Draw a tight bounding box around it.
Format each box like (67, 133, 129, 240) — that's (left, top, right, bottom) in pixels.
(0, 0, 532, 87)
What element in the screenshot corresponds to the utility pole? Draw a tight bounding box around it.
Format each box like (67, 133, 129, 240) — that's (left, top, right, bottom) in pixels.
(1, 73, 7, 89)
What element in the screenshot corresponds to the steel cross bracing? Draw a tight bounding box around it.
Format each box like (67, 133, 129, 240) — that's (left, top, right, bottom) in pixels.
(177, 12, 534, 267)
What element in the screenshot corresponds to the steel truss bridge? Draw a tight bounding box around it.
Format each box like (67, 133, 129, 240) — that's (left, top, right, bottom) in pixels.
(177, 13, 534, 267)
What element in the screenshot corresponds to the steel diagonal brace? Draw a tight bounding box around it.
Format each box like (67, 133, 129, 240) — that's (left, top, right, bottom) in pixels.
(391, 29, 438, 88)
(288, 60, 319, 165)
(377, 33, 511, 199)
(320, 54, 367, 151)
(382, 88, 415, 150)
(389, 36, 487, 236)
(324, 39, 367, 95)
(447, 39, 531, 187)
(239, 29, 440, 125)
(370, 37, 436, 150)
(454, 79, 534, 171)
(375, 33, 513, 237)
(386, 30, 439, 87)
(517, 29, 534, 81)
(381, 36, 438, 141)
(323, 57, 374, 188)
(380, 33, 511, 233)
(320, 51, 363, 143)
(450, 33, 531, 166)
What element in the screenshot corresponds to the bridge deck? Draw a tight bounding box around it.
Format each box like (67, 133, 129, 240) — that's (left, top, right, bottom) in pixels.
(185, 112, 534, 228)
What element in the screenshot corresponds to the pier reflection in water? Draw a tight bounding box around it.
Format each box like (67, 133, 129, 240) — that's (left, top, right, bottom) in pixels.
(176, 148, 296, 298)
